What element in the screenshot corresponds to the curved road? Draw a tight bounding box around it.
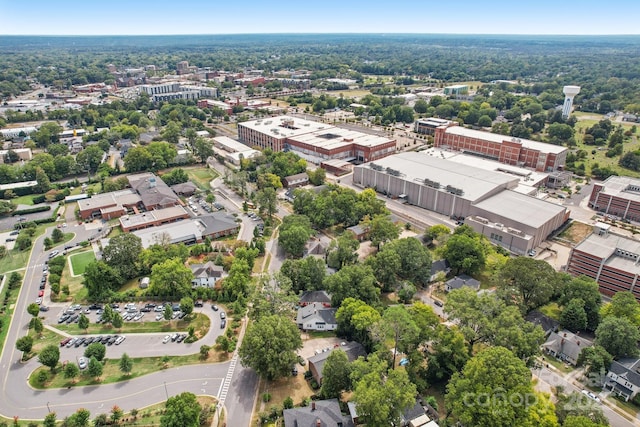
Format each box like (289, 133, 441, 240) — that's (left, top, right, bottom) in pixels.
(0, 220, 258, 425)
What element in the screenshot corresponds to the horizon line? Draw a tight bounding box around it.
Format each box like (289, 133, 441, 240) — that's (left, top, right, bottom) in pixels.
(2, 32, 640, 37)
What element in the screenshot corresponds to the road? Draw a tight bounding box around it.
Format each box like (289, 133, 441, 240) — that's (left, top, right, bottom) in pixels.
(0, 218, 259, 425)
(535, 365, 639, 427)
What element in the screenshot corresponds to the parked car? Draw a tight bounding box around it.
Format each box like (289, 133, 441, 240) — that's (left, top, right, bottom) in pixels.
(115, 336, 126, 345)
(162, 335, 171, 344)
(155, 313, 164, 321)
(39, 305, 50, 312)
(60, 337, 72, 347)
(176, 334, 186, 343)
(220, 312, 226, 320)
(211, 305, 219, 311)
(170, 333, 179, 342)
(66, 338, 77, 348)
(220, 318, 227, 329)
(77, 357, 89, 370)
(48, 250, 59, 259)
(195, 300, 203, 307)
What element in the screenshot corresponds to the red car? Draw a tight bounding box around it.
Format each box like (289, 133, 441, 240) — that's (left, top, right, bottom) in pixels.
(60, 337, 71, 347)
(38, 290, 44, 297)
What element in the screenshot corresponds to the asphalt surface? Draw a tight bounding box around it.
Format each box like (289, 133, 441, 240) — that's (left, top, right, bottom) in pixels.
(0, 217, 258, 425)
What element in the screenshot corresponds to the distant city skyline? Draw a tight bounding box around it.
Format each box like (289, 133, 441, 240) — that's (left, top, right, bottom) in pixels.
(1, 0, 640, 36)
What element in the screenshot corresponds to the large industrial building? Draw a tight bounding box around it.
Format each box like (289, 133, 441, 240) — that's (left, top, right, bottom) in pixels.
(589, 176, 640, 222)
(139, 83, 217, 103)
(567, 223, 640, 300)
(434, 123, 568, 172)
(353, 152, 569, 254)
(237, 116, 396, 164)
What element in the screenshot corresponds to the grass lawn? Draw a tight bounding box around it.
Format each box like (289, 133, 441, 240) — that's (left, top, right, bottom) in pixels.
(544, 355, 574, 374)
(30, 350, 229, 389)
(11, 194, 41, 206)
(0, 278, 20, 358)
(69, 250, 96, 276)
(0, 249, 30, 273)
(27, 327, 65, 357)
(573, 116, 639, 177)
(186, 166, 220, 190)
(55, 313, 211, 336)
(47, 231, 75, 249)
(254, 374, 315, 424)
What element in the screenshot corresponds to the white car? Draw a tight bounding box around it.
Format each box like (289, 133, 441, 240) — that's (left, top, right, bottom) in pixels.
(115, 336, 126, 345)
(155, 313, 164, 321)
(35, 297, 42, 305)
(162, 335, 171, 344)
(582, 390, 601, 403)
(77, 357, 89, 370)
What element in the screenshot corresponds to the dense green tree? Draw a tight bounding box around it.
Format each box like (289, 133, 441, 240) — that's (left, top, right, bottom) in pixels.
(367, 214, 400, 250)
(87, 356, 103, 379)
(84, 342, 106, 361)
(351, 354, 416, 426)
(160, 392, 202, 427)
(43, 412, 57, 427)
(192, 137, 214, 163)
(600, 291, 640, 326)
(446, 346, 534, 427)
(497, 257, 558, 313)
(83, 261, 124, 301)
(239, 315, 303, 380)
(556, 392, 609, 426)
(426, 325, 469, 383)
(139, 243, 189, 275)
(112, 312, 123, 329)
(38, 344, 60, 371)
(442, 232, 486, 276)
(278, 214, 313, 258)
(78, 313, 89, 331)
(577, 345, 613, 382)
(76, 145, 104, 174)
(559, 275, 601, 331)
(164, 304, 173, 322)
(325, 263, 379, 306)
(320, 349, 352, 399)
(326, 232, 360, 269)
(280, 256, 326, 293)
(561, 298, 588, 332)
(335, 298, 381, 345)
(161, 168, 189, 186)
(147, 141, 177, 169)
(148, 258, 193, 298)
(124, 146, 154, 172)
(180, 297, 194, 316)
(63, 362, 80, 381)
(119, 353, 133, 376)
(51, 227, 64, 243)
(222, 258, 252, 299)
(102, 233, 142, 280)
(63, 408, 91, 427)
(595, 316, 640, 358)
(562, 415, 608, 427)
(256, 187, 277, 218)
(32, 122, 62, 148)
(27, 302, 40, 317)
(16, 335, 33, 357)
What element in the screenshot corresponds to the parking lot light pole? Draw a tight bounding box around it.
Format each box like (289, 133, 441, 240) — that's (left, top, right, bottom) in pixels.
(163, 381, 169, 400)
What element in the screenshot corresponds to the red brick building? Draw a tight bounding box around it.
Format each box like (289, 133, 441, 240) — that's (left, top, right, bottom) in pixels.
(434, 123, 567, 172)
(589, 176, 640, 222)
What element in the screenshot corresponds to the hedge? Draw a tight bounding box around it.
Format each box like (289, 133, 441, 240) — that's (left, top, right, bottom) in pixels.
(11, 206, 51, 216)
(13, 217, 55, 229)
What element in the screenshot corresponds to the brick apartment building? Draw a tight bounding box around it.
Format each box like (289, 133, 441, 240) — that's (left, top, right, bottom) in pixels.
(567, 223, 640, 300)
(237, 116, 396, 164)
(589, 176, 640, 222)
(434, 123, 568, 172)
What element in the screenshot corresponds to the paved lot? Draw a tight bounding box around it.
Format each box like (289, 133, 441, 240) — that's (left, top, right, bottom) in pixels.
(0, 203, 58, 232)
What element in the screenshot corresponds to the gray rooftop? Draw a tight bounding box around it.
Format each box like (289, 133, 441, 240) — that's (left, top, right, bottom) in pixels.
(574, 232, 640, 278)
(289, 127, 394, 149)
(77, 189, 141, 212)
(596, 176, 640, 203)
(472, 190, 567, 229)
(119, 205, 189, 229)
(132, 219, 204, 248)
(444, 125, 568, 154)
(197, 212, 239, 236)
(239, 115, 331, 139)
(283, 398, 354, 427)
(365, 152, 518, 202)
(610, 358, 640, 388)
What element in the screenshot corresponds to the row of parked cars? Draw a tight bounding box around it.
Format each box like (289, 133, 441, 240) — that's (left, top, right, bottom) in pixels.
(162, 333, 188, 344)
(60, 335, 125, 348)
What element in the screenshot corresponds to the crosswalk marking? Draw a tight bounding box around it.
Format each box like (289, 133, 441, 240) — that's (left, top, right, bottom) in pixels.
(217, 353, 238, 405)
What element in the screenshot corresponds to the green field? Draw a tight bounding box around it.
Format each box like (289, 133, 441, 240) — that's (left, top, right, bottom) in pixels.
(186, 167, 220, 190)
(69, 250, 96, 276)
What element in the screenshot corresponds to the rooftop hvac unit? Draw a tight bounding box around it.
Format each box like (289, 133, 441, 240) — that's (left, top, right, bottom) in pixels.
(507, 227, 524, 237)
(495, 223, 504, 228)
(475, 216, 489, 224)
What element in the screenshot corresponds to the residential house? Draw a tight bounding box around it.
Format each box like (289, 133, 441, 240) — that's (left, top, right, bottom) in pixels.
(299, 290, 331, 307)
(198, 212, 240, 239)
(308, 342, 366, 385)
(525, 310, 559, 336)
(542, 330, 593, 366)
(604, 358, 640, 401)
(296, 303, 337, 332)
(190, 261, 225, 288)
(283, 172, 309, 188)
(429, 259, 450, 282)
(283, 399, 354, 427)
(346, 224, 370, 242)
(444, 275, 480, 293)
(400, 401, 440, 427)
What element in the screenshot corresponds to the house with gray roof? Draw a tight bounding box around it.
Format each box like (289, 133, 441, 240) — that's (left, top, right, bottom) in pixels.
(284, 172, 309, 188)
(198, 212, 240, 238)
(346, 224, 369, 241)
(542, 330, 592, 366)
(283, 398, 354, 427)
(299, 290, 331, 307)
(190, 261, 225, 288)
(430, 259, 450, 282)
(604, 358, 640, 401)
(171, 181, 198, 196)
(444, 274, 480, 292)
(308, 342, 366, 385)
(296, 303, 337, 332)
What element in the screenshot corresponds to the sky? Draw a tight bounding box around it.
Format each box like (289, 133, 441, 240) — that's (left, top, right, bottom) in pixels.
(1, 0, 640, 36)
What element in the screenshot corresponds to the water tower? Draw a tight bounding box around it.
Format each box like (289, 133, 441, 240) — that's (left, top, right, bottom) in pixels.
(562, 85, 581, 119)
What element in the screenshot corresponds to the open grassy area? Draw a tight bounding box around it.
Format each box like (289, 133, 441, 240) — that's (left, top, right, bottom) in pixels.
(47, 231, 75, 249)
(0, 276, 21, 358)
(185, 166, 220, 190)
(27, 327, 65, 357)
(69, 250, 96, 276)
(30, 349, 228, 389)
(0, 249, 30, 273)
(254, 374, 315, 424)
(54, 313, 210, 336)
(573, 115, 640, 177)
(10, 194, 40, 206)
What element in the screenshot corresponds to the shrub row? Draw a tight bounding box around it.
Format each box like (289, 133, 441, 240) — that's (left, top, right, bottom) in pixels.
(11, 205, 51, 216)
